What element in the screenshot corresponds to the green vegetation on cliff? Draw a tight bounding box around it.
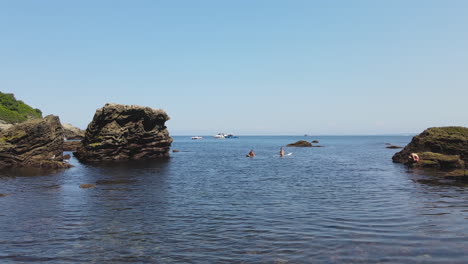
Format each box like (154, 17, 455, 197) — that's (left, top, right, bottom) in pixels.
(0, 92, 42, 123)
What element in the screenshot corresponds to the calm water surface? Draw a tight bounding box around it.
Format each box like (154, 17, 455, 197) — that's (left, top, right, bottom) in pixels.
(0, 136, 467, 263)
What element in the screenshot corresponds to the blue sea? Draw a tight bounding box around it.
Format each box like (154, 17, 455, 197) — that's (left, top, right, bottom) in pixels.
(0, 136, 467, 263)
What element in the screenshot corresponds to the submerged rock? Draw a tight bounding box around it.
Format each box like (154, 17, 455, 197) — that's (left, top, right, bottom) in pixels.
(74, 103, 173, 162)
(0, 115, 71, 169)
(62, 123, 85, 140)
(312, 140, 319, 143)
(392, 127, 467, 174)
(287, 140, 312, 147)
(79, 184, 96, 189)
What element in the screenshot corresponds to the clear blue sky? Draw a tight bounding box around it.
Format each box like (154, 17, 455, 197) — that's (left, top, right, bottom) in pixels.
(1, 1, 467, 135)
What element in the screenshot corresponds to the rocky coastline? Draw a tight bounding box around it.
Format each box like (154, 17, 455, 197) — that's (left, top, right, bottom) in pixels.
(0, 115, 72, 169)
(0, 96, 172, 170)
(1, 92, 467, 182)
(392, 127, 467, 177)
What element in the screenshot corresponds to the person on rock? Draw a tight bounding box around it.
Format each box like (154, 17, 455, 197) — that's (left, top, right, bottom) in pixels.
(408, 153, 420, 163)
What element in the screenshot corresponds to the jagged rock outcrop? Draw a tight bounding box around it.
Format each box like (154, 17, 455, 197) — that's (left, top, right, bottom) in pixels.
(74, 103, 172, 162)
(62, 123, 85, 140)
(392, 127, 467, 171)
(0, 115, 71, 168)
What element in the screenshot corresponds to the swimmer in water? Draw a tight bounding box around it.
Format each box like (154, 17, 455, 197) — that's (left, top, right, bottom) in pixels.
(280, 147, 285, 157)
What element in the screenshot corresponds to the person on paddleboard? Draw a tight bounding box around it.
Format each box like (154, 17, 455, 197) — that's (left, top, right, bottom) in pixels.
(280, 147, 285, 157)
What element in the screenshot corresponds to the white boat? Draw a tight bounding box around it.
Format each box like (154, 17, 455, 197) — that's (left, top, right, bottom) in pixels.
(191, 136, 203, 140)
(214, 133, 226, 139)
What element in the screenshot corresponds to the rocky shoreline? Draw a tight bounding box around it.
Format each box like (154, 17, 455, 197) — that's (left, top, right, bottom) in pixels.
(1, 93, 467, 181)
(392, 127, 467, 178)
(0, 115, 71, 169)
(0, 103, 172, 169)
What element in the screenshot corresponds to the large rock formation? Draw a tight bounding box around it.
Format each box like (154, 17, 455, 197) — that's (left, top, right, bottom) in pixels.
(74, 103, 172, 162)
(62, 123, 85, 140)
(392, 127, 467, 171)
(0, 115, 71, 168)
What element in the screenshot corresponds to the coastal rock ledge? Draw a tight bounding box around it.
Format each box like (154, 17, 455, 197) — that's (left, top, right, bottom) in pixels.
(74, 103, 172, 162)
(392, 127, 467, 171)
(0, 115, 71, 169)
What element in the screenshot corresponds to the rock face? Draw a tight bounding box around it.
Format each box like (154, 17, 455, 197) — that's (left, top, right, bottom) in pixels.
(0, 120, 12, 131)
(74, 103, 172, 162)
(62, 123, 85, 140)
(287, 140, 312, 147)
(63, 140, 81, 151)
(0, 115, 71, 168)
(392, 127, 467, 171)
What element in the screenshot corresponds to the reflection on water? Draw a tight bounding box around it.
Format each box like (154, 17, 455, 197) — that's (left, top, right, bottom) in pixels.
(0, 136, 467, 263)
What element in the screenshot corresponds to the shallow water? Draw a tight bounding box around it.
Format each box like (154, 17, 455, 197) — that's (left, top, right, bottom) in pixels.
(0, 136, 467, 263)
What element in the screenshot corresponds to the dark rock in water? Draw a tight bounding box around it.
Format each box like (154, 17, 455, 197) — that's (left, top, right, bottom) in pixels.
(63, 141, 81, 151)
(311, 145, 325, 147)
(386, 145, 403, 149)
(312, 140, 319, 143)
(0, 115, 72, 169)
(393, 127, 468, 164)
(62, 123, 85, 140)
(74, 103, 173, 162)
(385, 143, 392, 145)
(287, 140, 312, 147)
(79, 184, 96, 189)
(172, 149, 180, 153)
(392, 127, 467, 174)
(63, 154, 71, 160)
(0, 193, 8, 197)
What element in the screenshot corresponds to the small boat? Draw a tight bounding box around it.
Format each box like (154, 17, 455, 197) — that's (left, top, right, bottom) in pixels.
(214, 133, 225, 139)
(225, 134, 238, 138)
(191, 136, 203, 140)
